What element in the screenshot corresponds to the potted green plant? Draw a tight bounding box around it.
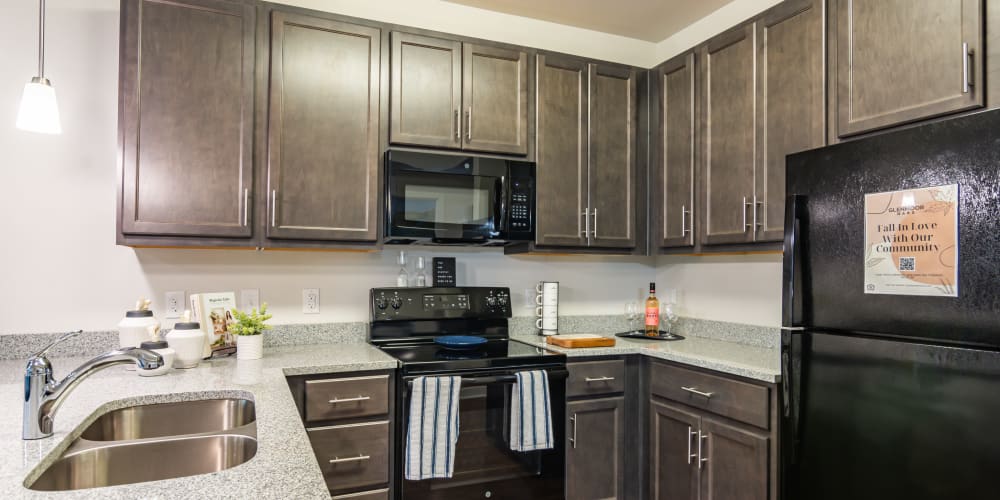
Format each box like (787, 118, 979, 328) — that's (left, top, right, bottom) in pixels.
(230, 303, 272, 360)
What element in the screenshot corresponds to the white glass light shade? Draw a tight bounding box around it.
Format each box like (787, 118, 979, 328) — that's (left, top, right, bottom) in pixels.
(16, 78, 61, 135)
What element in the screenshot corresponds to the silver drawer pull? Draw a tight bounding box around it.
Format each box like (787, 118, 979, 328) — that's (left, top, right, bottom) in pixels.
(328, 395, 371, 404)
(585, 376, 615, 383)
(329, 454, 370, 464)
(681, 386, 714, 398)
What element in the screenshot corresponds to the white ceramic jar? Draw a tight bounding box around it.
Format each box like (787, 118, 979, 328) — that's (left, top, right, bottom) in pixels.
(236, 335, 263, 360)
(166, 321, 205, 369)
(118, 310, 159, 348)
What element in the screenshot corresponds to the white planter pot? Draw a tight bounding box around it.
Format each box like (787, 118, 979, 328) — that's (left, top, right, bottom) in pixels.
(236, 335, 263, 360)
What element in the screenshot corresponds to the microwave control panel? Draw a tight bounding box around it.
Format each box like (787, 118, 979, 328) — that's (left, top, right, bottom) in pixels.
(507, 162, 535, 239)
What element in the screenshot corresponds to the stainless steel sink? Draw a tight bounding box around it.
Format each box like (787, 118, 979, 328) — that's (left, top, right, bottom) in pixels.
(79, 398, 255, 441)
(27, 398, 258, 491)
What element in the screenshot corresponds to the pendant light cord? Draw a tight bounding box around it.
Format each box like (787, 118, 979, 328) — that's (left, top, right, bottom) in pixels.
(38, 0, 46, 79)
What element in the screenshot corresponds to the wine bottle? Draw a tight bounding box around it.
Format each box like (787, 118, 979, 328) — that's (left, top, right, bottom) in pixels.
(645, 282, 660, 336)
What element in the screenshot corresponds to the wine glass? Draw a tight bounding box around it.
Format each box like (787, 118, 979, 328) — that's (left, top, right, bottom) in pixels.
(624, 302, 639, 333)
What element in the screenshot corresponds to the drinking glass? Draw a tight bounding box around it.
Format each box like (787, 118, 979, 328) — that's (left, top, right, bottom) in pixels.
(624, 302, 639, 332)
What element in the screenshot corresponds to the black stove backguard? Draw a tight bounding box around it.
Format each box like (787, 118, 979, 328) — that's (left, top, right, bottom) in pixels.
(369, 286, 514, 345)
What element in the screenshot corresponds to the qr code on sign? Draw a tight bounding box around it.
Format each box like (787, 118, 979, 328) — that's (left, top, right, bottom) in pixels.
(899, 257, 916, 272)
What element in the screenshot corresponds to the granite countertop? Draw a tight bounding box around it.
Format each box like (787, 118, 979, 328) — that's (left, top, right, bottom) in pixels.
(513, 333, 781, 383)
(0, 344, 398, 499)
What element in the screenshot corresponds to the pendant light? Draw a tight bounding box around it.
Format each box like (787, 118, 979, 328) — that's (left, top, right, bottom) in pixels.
(16, 0, 61, 135)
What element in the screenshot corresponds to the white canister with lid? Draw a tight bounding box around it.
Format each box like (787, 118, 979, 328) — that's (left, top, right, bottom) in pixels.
(166, 321, 205, 369)
(118, 309, 159, 349)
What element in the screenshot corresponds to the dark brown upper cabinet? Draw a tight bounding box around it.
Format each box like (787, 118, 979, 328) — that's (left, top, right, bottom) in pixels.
(589, 64, 638, 249)
(566, 397, 626, 500)
(534, 54, 637, 250)
(118, 0, 255, 240)
(652, 52, 697, 250)
(535, 54, 589, 247)
(389, 32, 462, 149)
(831, 0, 984, 138)
(699, 24, 757, 246)
(264, 12, 381, 242)
(755, 0, 825, 242)
(390, 33, 529, 155)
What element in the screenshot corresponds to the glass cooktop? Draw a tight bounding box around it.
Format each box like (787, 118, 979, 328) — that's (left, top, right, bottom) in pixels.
(377, 338, 565, 375)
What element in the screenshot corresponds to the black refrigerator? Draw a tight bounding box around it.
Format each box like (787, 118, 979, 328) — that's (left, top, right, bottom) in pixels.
(780, 109, 1000, 500)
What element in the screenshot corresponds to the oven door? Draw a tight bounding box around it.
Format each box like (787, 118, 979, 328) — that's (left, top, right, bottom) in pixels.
(387, 166, 504, 243)
(399, 368, 567, 500)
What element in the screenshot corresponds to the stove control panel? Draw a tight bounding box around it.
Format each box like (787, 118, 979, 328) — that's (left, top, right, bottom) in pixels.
(370, 287, 512, 321)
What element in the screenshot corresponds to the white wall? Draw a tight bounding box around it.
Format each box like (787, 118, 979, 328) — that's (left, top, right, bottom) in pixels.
(656, 254, 783, 327)
(0, 0, 784, 335)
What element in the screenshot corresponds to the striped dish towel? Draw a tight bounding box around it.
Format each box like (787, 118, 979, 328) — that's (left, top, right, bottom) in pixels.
(509, 370, 554, 452)
(405, 376, 462, 480)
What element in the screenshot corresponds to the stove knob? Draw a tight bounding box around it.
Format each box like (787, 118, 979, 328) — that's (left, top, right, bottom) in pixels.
(390, 296, 403, 310)
(486, 296, 497, 308)
(375, 297, 388, 310)
(496, 294, 509, 307)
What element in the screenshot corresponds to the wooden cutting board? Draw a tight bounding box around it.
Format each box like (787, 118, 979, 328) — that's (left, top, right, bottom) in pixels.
(546, 334, 616, 348)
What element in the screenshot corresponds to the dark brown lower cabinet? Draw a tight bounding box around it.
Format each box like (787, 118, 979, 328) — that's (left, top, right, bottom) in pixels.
(650, 399, 769, 500)
(566, 397, 626, 500)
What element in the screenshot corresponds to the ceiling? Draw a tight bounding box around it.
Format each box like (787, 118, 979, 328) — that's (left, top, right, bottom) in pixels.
(441, 0, 737, 42)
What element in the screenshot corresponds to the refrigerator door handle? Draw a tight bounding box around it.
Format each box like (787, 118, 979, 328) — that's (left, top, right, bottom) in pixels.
(782, 194, 806, 328)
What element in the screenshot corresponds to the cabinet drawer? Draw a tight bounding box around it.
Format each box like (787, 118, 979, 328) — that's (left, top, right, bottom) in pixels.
(305, 375, 389, 422)
(567, 360, 626, 397)
(308, 421, 390, 492)
(650, 361, 769, 429)
(332, 488, 389, 500)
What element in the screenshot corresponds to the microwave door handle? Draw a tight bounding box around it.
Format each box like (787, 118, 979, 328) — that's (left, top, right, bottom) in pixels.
(495, 177, 505, 234)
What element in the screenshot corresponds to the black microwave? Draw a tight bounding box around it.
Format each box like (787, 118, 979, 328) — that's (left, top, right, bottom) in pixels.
(384, 150, 535, 245)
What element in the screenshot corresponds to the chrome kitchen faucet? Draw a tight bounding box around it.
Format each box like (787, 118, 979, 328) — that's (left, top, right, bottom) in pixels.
(23, 330, 163, 440)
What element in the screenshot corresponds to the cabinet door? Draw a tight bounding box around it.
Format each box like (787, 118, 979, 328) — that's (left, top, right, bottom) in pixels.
(390, 32, 462, 149)
(462, 44, 529, 155)
(589, 64, 637, 249)
(655, 53, 696, 249)
(119, 0, 254, 237)
(833, 0, 983, 137)
(755, 0, 825, 242)
(535, 54, 589, 247)
(699, 417, 769, 500)
(699, 24, 757, 246)
(650, 400, 699, 500)
(567, 397, 625, 500)
(265, 13, 380, 242)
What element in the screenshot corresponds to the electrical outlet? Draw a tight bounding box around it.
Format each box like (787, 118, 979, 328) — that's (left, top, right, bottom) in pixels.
(240, 289, 260, 311)
(522, 288, 536, 308)
(302, 288, 320, 314)
(165, 291, 185, 318)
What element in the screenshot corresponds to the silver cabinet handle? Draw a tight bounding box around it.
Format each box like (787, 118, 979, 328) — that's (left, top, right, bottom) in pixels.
(328, 395, 371, 404)
(569, 413, 578, 449)
(698, 431, 708, 468)
(687, 426, 697, 465)
(743, 196, 753, 232)
(753, 195, 762, 236)
(592, 208, 598, 237)
(329, 454, 370, 464)
(963, 42, 972, 93)
(242, 188, 249, 226)
(681, 205, 691, 236)
(270, 189, 277, 227)
(585, 376, 615, 382)
(454, 109, 460, 141)
(466, 108, 472, 140)
(581, 208, 590, 238)
(681, 386, 714, 398)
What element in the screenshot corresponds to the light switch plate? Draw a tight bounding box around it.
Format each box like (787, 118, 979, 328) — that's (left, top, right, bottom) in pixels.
(165, 291, 185, 318)
(302, 288, 320, 314)
(240, 289, 260, 311)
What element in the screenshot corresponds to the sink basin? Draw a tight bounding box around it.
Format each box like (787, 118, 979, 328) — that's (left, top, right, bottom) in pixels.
(27, 397, 258, 491)
(29, 434, 258, 491)
(79, 398, 255, 441)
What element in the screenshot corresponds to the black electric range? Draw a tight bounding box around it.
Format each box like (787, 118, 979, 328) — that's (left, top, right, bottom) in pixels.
(369, 286, 566, 500)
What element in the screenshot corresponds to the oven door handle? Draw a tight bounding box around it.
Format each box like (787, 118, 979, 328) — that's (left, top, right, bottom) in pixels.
(405, 369, 569, 389)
